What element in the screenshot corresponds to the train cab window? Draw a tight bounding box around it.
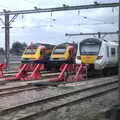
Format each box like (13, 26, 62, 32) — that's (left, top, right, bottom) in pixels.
(111, 48, 116, 56)
(53, 48, 66, 54)
(80, 38, 101, 55)
(80, 44, 100, 55)
(24, 47, 36, 54)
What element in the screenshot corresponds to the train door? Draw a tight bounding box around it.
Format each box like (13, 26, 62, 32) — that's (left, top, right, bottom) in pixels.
(69, 47, 75, 61)
(40, 48, 45, 60)
(105, 45, 110, 66)
(45, 49, 51, 60)
(109, 47, 116, 67)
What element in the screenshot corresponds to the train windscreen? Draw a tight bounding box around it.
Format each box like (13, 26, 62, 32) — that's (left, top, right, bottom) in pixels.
(53, 48, 66, 54)
(80, 39, 101, 55)
(24, 47, 36, 54)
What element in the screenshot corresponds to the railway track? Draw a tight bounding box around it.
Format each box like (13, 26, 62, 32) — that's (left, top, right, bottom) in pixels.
(3, 70, 58, 77)
(0, 71, 60, 86)
(0, 68, 117, 97)
(0, 85, 45, 97)
(0, 76, 118, 120)
(0, 72, 115, 97)
(0, 72, 61, 97)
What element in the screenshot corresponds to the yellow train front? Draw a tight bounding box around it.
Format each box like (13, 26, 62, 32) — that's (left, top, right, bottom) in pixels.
(21, 43, 54, 64)
(50, 43, 77, 69)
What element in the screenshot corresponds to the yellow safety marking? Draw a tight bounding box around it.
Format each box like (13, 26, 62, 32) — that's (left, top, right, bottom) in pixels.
(81, 55, 97, 64)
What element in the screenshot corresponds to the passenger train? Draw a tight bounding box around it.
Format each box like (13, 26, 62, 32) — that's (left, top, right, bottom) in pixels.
(21, 43, 55, 64)
(76, 38, 118, 74)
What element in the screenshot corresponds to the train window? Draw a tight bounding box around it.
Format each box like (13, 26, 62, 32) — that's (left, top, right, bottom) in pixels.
(117, 47, 119, 56)
(53, 48, 66, 54)
(107, 46, 109, 57)
(80, 44, 100, 55)
(111, 48, 116, 56)
(24, 48, 36, 54)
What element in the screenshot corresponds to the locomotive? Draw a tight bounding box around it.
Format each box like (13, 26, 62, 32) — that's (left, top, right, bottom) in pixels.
(50, 42, 77, 62)
(21, 43, 55, 64)
(50, 42, 77, 70)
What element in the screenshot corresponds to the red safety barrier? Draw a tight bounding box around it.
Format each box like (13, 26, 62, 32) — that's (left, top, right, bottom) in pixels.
(0, 64, 7, 78)
(50, 64, 88, 82)
(6, 63, 45, 81)
(20, 64, 44, 80)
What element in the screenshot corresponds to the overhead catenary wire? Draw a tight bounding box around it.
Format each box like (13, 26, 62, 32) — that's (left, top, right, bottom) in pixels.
(8, 22, 117, 29)
(8, 9, 118, 29)
(80, 15, 115, 24)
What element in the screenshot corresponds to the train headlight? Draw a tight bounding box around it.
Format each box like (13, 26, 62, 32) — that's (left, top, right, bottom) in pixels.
(77, 56, 81, 60)
(96, 56, 103, 60)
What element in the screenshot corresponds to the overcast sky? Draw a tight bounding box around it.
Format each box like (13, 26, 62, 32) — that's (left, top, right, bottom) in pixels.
(0, 0, 119, 48)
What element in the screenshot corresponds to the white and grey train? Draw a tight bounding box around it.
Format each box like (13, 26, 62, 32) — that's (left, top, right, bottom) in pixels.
(76, 38, 118, 73)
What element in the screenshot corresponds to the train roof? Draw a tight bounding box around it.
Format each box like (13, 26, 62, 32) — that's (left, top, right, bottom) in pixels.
(28, 43, 55, 48)
(56, 42, 77, 48)
(80, 38, 118, 45)
(99, 38, 118, 45)
(80, 38, 101, 44)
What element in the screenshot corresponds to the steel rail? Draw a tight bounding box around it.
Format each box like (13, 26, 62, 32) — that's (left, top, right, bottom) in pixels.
(0, 78, 118, 120)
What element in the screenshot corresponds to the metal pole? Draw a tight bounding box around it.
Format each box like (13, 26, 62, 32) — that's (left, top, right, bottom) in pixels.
(109, 1, 120, 120)
(97, 32, 101, 38)
(4, 10, 10, 67)
(118, 0, 120, 100)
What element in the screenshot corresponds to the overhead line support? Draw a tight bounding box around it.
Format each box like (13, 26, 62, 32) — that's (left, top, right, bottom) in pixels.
(0, 2, 120, 15)
(4, 10, 10, 67)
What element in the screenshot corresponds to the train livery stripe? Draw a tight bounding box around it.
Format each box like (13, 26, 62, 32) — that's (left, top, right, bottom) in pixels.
(81, 55, 97, 64)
